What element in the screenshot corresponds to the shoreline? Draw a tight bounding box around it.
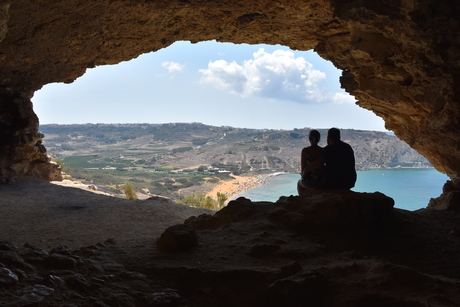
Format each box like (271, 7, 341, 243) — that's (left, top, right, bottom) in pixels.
(205, 172, 285, 202)
(206, 167, 439, 205)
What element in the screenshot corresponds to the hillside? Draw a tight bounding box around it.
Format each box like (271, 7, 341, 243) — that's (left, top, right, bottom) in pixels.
(39, 123, 431, 198)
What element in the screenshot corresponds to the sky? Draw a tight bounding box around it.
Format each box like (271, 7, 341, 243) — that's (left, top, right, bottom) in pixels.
(32, 40, 387, 131)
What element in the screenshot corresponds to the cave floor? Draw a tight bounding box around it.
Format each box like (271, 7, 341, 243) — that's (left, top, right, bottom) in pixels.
(1, 177, 460, 306)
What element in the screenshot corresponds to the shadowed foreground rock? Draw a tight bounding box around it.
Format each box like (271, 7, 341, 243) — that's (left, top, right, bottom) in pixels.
(157, 224, 199, 252)
(2, 191, 460, 306)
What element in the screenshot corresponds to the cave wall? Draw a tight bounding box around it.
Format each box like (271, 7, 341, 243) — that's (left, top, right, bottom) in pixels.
(0, 88, 61, 181)
(0, 0, 459, 187)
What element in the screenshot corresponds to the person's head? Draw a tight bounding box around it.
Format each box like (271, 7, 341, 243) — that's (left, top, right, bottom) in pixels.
(309, 129, 320, 145)
(327, 127, 341, 144)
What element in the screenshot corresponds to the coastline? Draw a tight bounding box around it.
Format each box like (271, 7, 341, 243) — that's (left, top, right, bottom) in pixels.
(206, 172, 285, 202)
(205, 167, 439, 205)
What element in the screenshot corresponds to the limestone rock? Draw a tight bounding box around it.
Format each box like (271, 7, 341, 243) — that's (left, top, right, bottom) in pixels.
(1, 2, 460, 304)
(0, 267, 18, 286)
(156, 224, 199, 252)
(264, 270, 329, 307)
(428, 179, 460, 211)
(0, 88, 62, 181)
(45, 253, 77, 270)
(185, 197, 260, 230)
(0, 191, 459, 305)
(13, 284, 55, 306)
(64, 272, 89, 292)
(148, 289, 181, 307)
(187, 191, 394, 233)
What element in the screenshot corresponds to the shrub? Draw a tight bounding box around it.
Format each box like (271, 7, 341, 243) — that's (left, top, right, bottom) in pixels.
(197, 165, 208, 172)
(172, 146, 193, 153)
(177, 193, 219, 210)
(192, 138, 208, 145)
(216, 192, 228, 207)
(124, 182, 138, 200)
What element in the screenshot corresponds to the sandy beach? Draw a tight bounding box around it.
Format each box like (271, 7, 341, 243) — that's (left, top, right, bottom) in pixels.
(205, 173, 284, 202)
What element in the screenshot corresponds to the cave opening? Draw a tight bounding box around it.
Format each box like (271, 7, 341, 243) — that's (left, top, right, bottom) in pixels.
(1, 0, 458, 213)
(32, 40, 386, 131)
(30, 41, 448, 211)
(1, 2, 460, 304)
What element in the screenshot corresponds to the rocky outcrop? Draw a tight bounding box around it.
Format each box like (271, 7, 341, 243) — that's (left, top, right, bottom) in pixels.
(428, 179, 460, 211)
(0, 2, 459, 198)
(156, 224, 199, 252)
(3, 191, 460, 306)
(0, 88, 62, 181)
(0, 239, 164, 306)
(186, 191, 395, 232)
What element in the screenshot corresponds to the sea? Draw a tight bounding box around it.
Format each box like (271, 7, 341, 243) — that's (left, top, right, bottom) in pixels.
(231, 168, 450, 211)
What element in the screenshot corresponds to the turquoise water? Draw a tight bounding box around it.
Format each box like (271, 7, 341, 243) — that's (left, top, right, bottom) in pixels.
(231, 169, 450, 211)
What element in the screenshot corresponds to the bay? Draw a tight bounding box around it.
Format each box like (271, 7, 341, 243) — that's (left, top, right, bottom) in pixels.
(231, 169, 450, 211)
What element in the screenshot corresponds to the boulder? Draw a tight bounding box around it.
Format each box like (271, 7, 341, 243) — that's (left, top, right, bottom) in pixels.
(156, 224, 199, 252)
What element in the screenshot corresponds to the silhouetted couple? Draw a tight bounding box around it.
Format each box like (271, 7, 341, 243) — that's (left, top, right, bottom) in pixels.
(297, 128, 357, 195)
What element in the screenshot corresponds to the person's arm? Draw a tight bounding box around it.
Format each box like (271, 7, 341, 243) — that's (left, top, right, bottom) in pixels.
(300, 148, 307, 176)
(301, 156, 325, 177)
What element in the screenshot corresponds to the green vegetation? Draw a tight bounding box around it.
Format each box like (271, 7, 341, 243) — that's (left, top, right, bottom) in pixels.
(192, 138, 209, 145)
(177, 193, 221, 210)
(176, 191, 228, 210)
(124, 182, 138, 200)
(39, 123, 432, 201)
(60, 155, 104, 168)
(216, 192, 228, 207)
(156, 165, 178, 171)
(66, 166, 233, 199)
(172, 146, 193, 153)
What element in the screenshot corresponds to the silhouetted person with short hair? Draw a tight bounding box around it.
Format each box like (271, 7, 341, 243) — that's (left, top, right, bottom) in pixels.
(297, 130, 326, 195)
(322, 128, 356, 189)
(298, 128, 356, 196)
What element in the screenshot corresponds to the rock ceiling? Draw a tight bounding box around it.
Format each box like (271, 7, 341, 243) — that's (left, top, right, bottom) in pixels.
(0, 1, 459, 192)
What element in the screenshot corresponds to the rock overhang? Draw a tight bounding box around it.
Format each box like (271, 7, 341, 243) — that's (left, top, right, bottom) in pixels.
(0, 0, 459, 193)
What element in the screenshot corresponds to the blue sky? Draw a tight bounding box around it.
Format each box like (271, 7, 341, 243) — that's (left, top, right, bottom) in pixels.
(32, 40, 387, 131)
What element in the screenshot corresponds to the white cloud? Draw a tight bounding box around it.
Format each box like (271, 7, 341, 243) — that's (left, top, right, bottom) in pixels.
(161, 61, 185, 73)
(331, 92, 356, 104)
(198, 48, 328, 103)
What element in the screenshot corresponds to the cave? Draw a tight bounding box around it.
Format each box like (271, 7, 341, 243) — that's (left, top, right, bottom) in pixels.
(1, 1, 460, 305)
(1, 0, 459, 207)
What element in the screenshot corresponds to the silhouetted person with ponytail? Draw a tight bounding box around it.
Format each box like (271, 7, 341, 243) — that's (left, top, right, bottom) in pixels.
(297, 130, 326, 195)
(298, 127, 356, 195)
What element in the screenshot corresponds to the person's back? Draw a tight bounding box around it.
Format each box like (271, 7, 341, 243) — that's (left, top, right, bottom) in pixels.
(298, 130, 326, 194)
(322, 128, 357, 189)
(300, 131, 324, 187)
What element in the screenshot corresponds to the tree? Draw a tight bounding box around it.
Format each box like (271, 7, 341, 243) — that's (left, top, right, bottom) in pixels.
(197, 165, 208, 172)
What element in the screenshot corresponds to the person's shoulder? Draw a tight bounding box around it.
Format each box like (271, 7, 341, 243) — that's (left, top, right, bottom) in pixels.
(322, 143, 333, 154)
(341, 141, 353, 149)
